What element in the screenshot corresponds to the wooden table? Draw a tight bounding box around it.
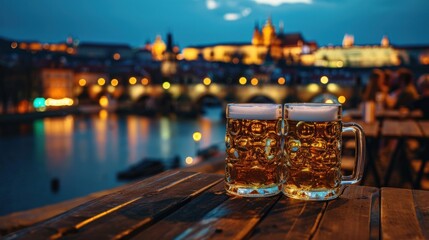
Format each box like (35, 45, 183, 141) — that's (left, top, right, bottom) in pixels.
(381, 120, 425, 187)
(343, 120, 381, 186)
(5, 170, 429, 239)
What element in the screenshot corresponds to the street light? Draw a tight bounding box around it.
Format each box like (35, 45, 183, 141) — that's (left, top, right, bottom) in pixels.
(193, 131, 202, 156)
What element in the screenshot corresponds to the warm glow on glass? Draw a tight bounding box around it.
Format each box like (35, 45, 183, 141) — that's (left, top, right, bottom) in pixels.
(307, 83, 320, 93)
(141, 78, 149, 85)
(325, 99, 334, 104)
(193, 131, 202, 142)
(78, 79, 86, 87)
(162, 81, 171, 90)
(320, 76, 329, 84)
(45, 98, 74, 107)
(203, 77, 211, 86)
(250, 78, 259, 86)
(98, 78, 106, 86)
(338, 95, 346, 104)
(129, 77, 137, 85)
(99, 96, 109, 108)
(11, 42, 18, 49)
(111, 79, 119, 87)
(278, 77, 286, 85)
(239, 77, 247, 85)
(185, 156, 193, 165)
(113, 53, 121, 60)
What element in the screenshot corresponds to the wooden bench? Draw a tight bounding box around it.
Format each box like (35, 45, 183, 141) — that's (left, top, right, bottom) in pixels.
(5, 170, 429, 239)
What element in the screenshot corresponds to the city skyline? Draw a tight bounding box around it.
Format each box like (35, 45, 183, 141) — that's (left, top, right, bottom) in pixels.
(1, 0, 429, 48)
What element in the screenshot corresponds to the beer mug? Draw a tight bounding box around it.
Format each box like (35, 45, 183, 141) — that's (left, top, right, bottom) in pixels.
(225, 103, 283, 197)
(283, 103, 365, 200)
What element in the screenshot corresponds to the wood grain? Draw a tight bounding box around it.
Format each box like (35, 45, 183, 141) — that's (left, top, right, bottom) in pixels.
(249, 196, 327, 239)
(313, 185, 379, 240)
(381, 187, 425, 239)
(418, 121, 429, 137)
(5, 171, 206, 239)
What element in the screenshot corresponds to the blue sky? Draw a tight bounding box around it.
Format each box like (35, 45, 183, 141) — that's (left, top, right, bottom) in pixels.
(1, 0, 429, 48)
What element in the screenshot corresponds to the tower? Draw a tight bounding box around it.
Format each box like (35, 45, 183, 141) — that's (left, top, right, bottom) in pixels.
(342, 34, 354, 48)
(252, 22, 263, 46)
(161, 32, 178, 77)
(262, 17, 276, 46)
(381, 35, 390, 47)
(152, 35, 166, 61)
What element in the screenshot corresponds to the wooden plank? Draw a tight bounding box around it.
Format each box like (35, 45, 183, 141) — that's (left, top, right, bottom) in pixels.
(249, 196, 327, 239)
(134, 182, 229, 239)
(418, 121, 429, 137)
(59, 172, 223, 239)
(399, 120, 423, 138)
(412, 189, 429, 239)
(381, 187, 425, 239)
(313, 185, 379, 240)
(163, 194, 281, 239)
(5, 170, 199, 239)
(381, 120, 402, 137)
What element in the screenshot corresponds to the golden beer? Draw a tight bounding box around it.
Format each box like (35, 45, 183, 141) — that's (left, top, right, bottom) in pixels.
(283, 103, 365, 200)
(225, 104, 283, 197)
(284, 120, 342, 199)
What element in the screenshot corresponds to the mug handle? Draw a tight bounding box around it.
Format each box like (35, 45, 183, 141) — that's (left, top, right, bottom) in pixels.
(341, 122, 366, 185)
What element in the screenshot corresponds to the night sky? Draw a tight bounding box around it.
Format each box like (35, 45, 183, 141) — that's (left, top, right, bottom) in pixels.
(1, 0, 429, 48)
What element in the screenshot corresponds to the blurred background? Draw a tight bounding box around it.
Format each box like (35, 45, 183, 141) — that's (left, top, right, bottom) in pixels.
(1, 0, 429, 216)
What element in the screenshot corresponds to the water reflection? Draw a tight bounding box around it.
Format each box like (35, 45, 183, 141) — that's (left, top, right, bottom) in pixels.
(0, 113, 225, 215)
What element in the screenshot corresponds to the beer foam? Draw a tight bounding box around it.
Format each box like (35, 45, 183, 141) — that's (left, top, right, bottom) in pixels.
(286, 104, 339, 121)
(228, 104, 281, 120)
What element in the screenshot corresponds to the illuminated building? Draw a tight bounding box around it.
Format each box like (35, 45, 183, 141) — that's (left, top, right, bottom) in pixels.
(311, 35, 401, 67)
(152, 35, 166, 61)
(41, 69, 74, 99)
(182, 17, 317, 65)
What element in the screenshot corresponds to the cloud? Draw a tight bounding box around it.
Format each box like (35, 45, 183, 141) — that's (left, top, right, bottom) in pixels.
(223, 7, 252, 21)
(206, 0, 219, 10)
(252, 0, 313, 6)
(224, 13, 241, 21)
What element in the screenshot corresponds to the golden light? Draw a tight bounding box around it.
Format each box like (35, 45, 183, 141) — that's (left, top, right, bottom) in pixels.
(250, 78, 259, 86)
(203, 77, 211, 86)
(107, 85, 115, 93)
(239, 77, 247, 85)
(99, 109, 108, 120)
(176, 54, 184, 61)
(111, 79, 119, 87)
(185, 156, 194, 165)
(113, 53, 121, 60)
(192, 131, 202, 142)
(325, 99, 334, 104)
(338, 95, 346, 104)
(98, 78, 106, 86)
(129, 77, 137, 85)
(336, 61, 344, 68)
(320, 76, 329, 84)
(307, 83, 320, 93)
(162, 81, 171, 90)
(45, 98, 74, 107)
(141, 78, 149, 85)
(278, 77, 286, 85)
(78, 79, 87, 87)
(327, 83, 340, 92)
(11, 42, 18, 49)
(99, 96, 109, 108)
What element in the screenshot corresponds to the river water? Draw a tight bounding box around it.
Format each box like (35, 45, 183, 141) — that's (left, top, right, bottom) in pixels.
(0, 109, 226, 215)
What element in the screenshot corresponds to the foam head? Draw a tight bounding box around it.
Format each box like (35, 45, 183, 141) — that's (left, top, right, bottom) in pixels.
(227, 104, 282, 120)
(285, 103, 341, 121)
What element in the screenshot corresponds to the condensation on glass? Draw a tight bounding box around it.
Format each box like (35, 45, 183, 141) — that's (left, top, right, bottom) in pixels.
(225, 103, 283, 197)
(283, 103, 365, 200)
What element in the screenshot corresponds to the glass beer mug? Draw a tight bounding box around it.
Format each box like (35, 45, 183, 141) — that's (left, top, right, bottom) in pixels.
(283, 103, 365, 200)
(225, 104, 283, 197)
